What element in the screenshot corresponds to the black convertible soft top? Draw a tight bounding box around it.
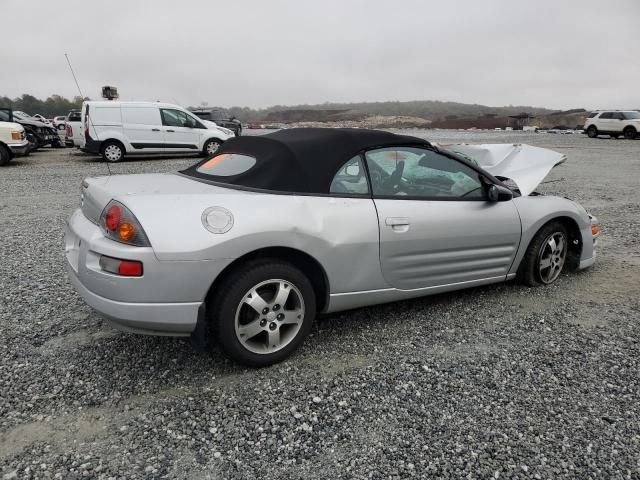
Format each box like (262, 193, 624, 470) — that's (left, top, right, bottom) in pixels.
(181, 128, 430, 194)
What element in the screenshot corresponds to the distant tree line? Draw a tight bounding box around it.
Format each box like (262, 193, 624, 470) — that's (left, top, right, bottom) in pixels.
(3, 93, 567, 123)
(0, 94, 87, 117)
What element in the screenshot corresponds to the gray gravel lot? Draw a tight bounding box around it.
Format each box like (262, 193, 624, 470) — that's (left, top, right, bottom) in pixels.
(1, 131, 639, 479)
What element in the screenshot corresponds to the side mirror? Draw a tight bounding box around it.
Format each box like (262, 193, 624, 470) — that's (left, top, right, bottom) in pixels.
(487, 184, 513, 202)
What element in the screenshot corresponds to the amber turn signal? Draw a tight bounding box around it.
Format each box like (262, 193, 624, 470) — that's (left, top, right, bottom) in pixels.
(591, 224, 601, 236)
(118, 222, 136, 241)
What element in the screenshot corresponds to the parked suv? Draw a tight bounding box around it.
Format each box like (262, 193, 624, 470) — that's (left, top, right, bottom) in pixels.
(584, 111, 640, 139)
(189, 108, 242, 136)
(0, 108, 29, 166)
(81, 101, 234, 162)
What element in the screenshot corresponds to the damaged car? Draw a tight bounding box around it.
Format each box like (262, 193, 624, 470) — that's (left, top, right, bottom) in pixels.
(65, 129, 599, 366)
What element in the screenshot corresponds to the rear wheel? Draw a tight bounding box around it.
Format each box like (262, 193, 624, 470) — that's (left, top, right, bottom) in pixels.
(101, 141, 124, 162)
(203, 138, 222, 157)
(623, 126, 637, 140)
(210, 260, 316, 367)
(587, 125, 598, 138)
(518, 221, 568, 286)
(0, 144, 11, 166)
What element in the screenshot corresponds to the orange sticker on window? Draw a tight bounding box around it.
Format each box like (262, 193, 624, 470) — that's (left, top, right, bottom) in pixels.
(200, 154, 228, 169)
(384, 151, 407, 160)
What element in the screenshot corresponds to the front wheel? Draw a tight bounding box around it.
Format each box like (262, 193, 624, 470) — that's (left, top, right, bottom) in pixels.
(518, 221, 568, 286)
(210, 260, 316, 367)
(101, 141, 124, 162)
(0, 144, 11, 166)
(587, 125, 598, 138)
(623, 127, 637, 140)
(203, 138, 222, 157)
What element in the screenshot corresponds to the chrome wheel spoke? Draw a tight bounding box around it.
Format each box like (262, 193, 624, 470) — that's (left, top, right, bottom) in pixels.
(244, 290, 269, 314)
(281, 310, 303, 325)
(267, 328, 281, 350)
(540, 257, 552, 270)
(555, 236, 565, 254)
(238, 319, 263, 340)
(547, 237, 557, 253)
(273, 282, 291, 307)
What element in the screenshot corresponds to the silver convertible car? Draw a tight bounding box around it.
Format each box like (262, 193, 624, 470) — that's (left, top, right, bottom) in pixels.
(65, 129, 600, 366)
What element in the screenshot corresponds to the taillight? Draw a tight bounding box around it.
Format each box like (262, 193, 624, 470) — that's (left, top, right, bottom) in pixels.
(99, 200, 150, 247)
(99, 255, 143, 277)
(66, 125, 72, 137)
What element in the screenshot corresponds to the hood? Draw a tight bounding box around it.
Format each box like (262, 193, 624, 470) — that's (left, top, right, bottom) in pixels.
(202, 120, 234, 138)
(437, 143, 566, 196)
(14, 117, 50, 128)
(0, 121, 24, 131)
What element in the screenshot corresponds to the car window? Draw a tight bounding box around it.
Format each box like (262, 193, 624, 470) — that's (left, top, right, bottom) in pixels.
(330, 156, 369, 195)
(600, 112, 613, 119)
(196, 153, 256, 176)
(161, 109, 202, 128)
(365, 147, 485, 199)
(0, 109, 10, 122)
(623, 111, 640, 120)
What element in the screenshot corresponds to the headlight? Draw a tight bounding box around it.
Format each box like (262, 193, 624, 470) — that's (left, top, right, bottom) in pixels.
(219, 127, 233, 135)
(11, 131, 21, 140)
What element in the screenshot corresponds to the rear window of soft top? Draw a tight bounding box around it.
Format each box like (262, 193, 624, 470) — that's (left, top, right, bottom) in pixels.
(196, 153, 257, 177)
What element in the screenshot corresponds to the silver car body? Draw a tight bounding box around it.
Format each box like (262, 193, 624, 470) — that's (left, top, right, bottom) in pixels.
(65, 142, 597, 336)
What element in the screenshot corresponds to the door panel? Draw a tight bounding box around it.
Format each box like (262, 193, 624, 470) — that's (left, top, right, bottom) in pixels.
(375, 199, 521, 290)
(160, 108, 202, 151)
(121, 107, 165, 152)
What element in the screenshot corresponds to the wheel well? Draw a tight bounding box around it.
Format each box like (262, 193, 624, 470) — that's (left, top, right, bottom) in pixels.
(101, 139, 125, 152)
(549, 216, 582, 270)
(205, 247, 329, 312)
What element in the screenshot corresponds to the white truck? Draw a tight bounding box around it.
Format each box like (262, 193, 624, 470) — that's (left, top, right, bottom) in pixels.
(0, 108, 30, 166)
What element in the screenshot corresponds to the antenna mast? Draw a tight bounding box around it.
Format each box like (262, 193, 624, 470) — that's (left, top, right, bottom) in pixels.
(65, 53, 84, 98)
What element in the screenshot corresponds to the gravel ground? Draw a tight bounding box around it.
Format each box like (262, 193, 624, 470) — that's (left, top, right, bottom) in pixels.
(1, 131, 639, 479)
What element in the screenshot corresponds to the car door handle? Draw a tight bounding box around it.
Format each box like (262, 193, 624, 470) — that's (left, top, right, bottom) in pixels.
(151, 128, 160, 131)
(385, 217, 410, 232)
(166, 129, 175, 133)
(385, 217, 409, 226)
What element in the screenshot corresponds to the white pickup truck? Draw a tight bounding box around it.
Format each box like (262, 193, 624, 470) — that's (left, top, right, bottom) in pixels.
(0, 108, 30, 166)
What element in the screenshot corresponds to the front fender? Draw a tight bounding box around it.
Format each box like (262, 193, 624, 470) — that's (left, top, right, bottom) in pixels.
(509, 195, 593, 275)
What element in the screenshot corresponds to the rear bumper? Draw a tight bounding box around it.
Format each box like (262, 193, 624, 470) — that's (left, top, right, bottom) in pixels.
(64, 209, 227, 336)
(66, 261, 201, 335)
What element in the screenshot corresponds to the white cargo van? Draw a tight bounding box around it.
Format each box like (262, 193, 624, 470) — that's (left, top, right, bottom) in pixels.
(80, 101, 234, 162)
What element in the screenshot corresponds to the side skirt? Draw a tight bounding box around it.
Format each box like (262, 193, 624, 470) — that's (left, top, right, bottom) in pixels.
(326, 274, 515, 313)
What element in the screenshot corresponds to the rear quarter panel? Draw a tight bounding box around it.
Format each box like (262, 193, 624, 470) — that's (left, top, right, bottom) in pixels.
(121, 188, 386, 294)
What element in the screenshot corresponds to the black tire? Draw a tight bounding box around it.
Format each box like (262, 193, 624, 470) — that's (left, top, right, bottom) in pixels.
(623, 126, 637, 140)
(518, 221, 569, 287)
(209, 259, 316, 367)
(0, 144, 11, 166)
(586, 125, 598, 138)
(203, 138, 222, 157)
(26, 133, 38, 152)
(101, 140, 125, 162)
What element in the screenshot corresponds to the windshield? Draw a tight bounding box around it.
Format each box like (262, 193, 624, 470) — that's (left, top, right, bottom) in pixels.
(623, 112, 640, 120)
(0, 110, 11, 122)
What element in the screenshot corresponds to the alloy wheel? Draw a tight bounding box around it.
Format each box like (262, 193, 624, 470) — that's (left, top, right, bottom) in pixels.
(206, 141, 220, 156)
(538, 232, 567, 284)
(234, 279, 305, 354)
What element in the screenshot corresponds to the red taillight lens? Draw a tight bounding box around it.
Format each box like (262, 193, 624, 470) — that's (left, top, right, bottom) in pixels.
(66, 125, 72, 137)
(105, 205, 121, 231)
(99, 200, 150, 247)
(99, 255, 143, 277)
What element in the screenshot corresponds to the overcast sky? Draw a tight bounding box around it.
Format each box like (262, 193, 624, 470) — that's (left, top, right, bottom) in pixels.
(3, 0, 638, 110)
